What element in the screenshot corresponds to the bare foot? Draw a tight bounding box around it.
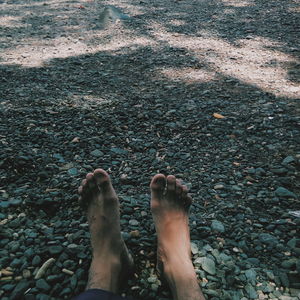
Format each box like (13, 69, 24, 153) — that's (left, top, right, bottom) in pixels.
(78, 169, 134, 293)
(150, 174, 206, 300)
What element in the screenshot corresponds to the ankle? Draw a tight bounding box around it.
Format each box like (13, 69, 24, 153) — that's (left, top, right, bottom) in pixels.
(163, 258, 205, 300)
(163, 255, 195, 279)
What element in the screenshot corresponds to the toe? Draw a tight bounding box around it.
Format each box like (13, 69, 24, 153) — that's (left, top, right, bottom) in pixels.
(86, 172, 97, 189)
(150, 174, 166, 191)
(78, 186, 83, 195)
(150, 174, 166, 199)
(93, 169, 111, 192)
(184, 195, 192, 209)
(182, 186, 192, 209)
(175, 179, 183, 197)
(150, 174, 166, 198)
(166, 175, 176, 197)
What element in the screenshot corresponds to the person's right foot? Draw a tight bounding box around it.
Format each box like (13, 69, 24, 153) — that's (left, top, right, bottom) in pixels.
(150, 174, 192, 273)
(150, 174, 206, 300)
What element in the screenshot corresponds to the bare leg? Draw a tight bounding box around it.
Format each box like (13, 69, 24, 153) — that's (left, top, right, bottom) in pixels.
(150, 174, 206, 300)
(78, 169, 134, 293)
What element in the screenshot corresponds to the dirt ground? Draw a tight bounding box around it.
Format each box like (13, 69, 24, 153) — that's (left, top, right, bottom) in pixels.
(0, 0, 300, 299)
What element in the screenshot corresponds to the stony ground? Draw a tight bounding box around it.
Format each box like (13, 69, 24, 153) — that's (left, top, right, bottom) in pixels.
(0, 0, 300, 299)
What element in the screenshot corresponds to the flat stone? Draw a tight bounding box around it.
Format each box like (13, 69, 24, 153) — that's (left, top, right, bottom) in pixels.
(128, 219, 139, 226)
(110, 147, 128, 155)
(32, 255, 41, 266)
(48, 245, 63, 255)
(282, 156, 295, 164)
(281, 258, 297, 270)
(245, 283, 258, 299)
(11, 280, 30, 300)
(36, 279, 51, 292)
(245, 269, 257, 285)
(67, 168, 78, 176)
(90, 149, 104, 157)
(214, 184, 225, 190)
(197, 257, 216, 275)
(275, 187, 297, 198)
(211, 220, 225, 233)
(259, 233, 278, 246)
(191, 242, 199, 255)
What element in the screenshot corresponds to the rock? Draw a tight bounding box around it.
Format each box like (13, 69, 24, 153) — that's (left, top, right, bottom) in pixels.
(98, 5, 130, 29)
(147, 276, 157, 284)
(259, 233, 278, 246)
(11, 280, 30, 300)
(245, 269, 256, 285)
(9, 198, 22, 206)
(214, 184, 225, 190)
(211, 220, 225, 233)
(247, 258, 260, 266)
(191, 242, 199, 255)
(48, 245, 63, 255)
(279, 272, 290, 287)
(128, 219, 139, 226)
(67, 168, 78, 176)
(196, 257, 216, 275)
(282, 156, 295, 164)
(32, 255, 41, 266)
(0, 201, 9, 208)
(90, 150, 104, 157)
(281, 258, 297, 270)
(36, 279, 51, 292)
(110, 147, 128, 155)
(244, 283, 258, 299)
(275, 187, 297, 198)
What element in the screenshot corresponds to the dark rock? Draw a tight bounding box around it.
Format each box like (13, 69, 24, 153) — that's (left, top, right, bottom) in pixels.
(11, 280, 31, 300)
(36, 279, 51, 292)
(211, 220, 225, 233)
(90, 149, 104, 157)
(282, 156, 295, 164)
(32, 255, 41, 266)
(48, 245, 63, 255)
(279, 272, 290, 287)
(275, 187, 297, 198)
(259, 233, 278, 246)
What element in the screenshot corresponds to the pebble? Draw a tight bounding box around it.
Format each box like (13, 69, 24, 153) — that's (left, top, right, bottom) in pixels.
(282, 156, 295, 164)
(36, 279, 51, 292)
(275, 187, 297, 198)
(68, 168, 78, 176)
(211, 220, 225, 233)
(128, 219, 139, 226)
(11, 281, 30, 300)
(90, 149, 104, 157)
(214, 184, 224, 190)
(191, 242, 199, 255)
(62, 269, 74, 276)
(245, 283, 258, 299)
(32, 255, 41, 266)
(48, 246, 63, 255)
(195, 257, 216, 275)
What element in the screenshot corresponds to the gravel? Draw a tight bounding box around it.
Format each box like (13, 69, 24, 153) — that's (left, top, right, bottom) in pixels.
(0, 0, 300, 299)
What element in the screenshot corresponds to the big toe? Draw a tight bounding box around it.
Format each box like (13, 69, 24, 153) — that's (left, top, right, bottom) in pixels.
(150, 174, 166, 198)
(93, 169, 112, 192)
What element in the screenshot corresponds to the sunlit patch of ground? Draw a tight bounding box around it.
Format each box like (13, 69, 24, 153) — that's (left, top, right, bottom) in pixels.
(0, 0, 299, 100)
(0, 16, 25, 28)
(152, 28, 300, 98)
(159, 67, 216, 84)
(220, 0, 254, 8)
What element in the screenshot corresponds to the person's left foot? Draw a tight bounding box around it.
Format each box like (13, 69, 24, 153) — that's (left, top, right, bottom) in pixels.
(78, 169, 134, 293)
